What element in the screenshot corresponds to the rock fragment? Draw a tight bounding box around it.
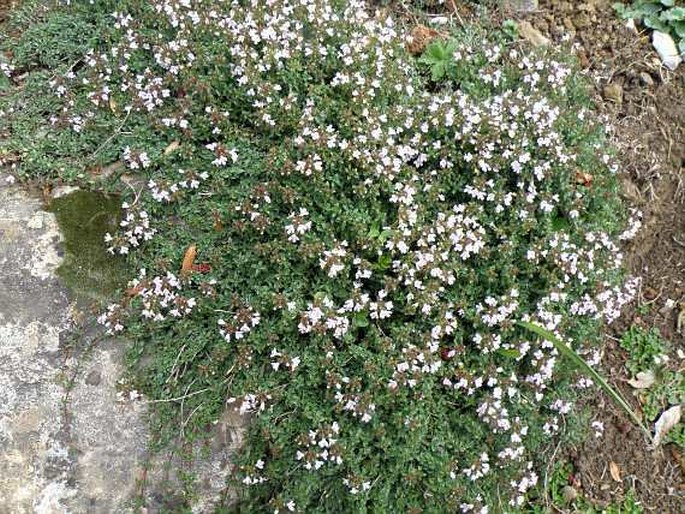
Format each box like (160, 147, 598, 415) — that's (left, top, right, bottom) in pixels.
(652, 31, 681, 71)
(501, 0, 538, 12)
(518, 21, 550, 47)
(603, 83, 623, 105)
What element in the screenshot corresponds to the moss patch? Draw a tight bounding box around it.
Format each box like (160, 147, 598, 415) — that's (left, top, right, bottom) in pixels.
(49, 190, 128, 305)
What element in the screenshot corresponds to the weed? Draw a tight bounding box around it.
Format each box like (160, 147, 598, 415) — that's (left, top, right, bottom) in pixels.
(620, 327, 685, 446)
(614, 0, 685, 55)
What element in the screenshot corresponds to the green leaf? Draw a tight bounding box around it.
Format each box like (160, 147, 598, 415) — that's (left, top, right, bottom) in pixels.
(431, 63, 446, 81)
(551, 215, 570, 231)
(660, 0, 675, 7)
(376, 254, 392, 271)
(673, 20, 685, 37)
(352, 311, 369, 328)
(640, 3, 665, 16)
(662, 7, 685, 21)
(497, 348, 521, 359)
(644, 14, 669, 32)
(612, 2, 628, 16)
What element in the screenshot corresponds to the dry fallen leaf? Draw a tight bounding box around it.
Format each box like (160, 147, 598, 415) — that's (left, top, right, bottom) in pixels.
(627, 370, 656, 389)
(126, 284, 144, 297)
(164, 140, 180, 156)
(181, 244, 197, 276)
(109, 96, 117, 113)
(609, 461, 621, 483)
(575, 170, 593, 187)
(561, 485, 577, 504)
(407, 25, 441, 56)
(653, 405, 682, 447)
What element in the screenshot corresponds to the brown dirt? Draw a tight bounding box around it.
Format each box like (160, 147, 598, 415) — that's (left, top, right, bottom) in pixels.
(519, 1, 685, 511)
(0, 0, 18, 23)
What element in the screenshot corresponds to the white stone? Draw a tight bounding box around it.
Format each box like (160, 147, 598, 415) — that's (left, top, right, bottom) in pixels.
(652, 31, 682, 71)
(27, 212, 44, 229)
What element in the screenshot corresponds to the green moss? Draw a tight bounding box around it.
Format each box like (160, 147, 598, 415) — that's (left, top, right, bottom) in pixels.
(49, 190, 128, 305)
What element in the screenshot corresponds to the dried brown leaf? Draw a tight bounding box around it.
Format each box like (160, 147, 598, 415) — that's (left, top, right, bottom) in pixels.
(407, 25, 441, 56)
(575, 170, 593, 186)
(653, 405, 682, 447)
(609, 461, 621, 483)
(181, 244, 197, 276)
(627, 370, 656, 389)
(164, 140, 180, 155)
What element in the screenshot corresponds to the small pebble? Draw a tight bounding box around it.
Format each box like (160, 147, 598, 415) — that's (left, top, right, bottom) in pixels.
(562, 485, 578, 503)
(603, 83, 623, 105)
(85, 370, 102, 386)
(639, 72, 654, 87)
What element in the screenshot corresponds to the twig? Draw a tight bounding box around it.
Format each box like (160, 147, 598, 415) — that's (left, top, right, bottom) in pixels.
(91, 108, 131, 157)
(146, 386, 209, 404)
(165, 343, 187, 384)
(670, 235, 685, 249)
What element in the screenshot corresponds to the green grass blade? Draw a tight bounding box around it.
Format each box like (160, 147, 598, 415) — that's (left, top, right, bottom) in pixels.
(517, 321, 652, 441)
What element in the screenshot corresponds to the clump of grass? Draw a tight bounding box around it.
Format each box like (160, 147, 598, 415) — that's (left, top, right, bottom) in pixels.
(1, 1, 645, 511)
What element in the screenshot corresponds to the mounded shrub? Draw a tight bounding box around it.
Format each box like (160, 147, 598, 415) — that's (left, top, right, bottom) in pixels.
(3, 1, 642, 511)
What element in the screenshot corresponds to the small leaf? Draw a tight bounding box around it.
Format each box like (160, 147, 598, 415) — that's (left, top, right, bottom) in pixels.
(109, 96, 117, 113)
(644, 15, 669, 32)
(627, 370, 656, 389)
(653, 405, 682, 447)
(609, 461, 622, 482)
(662, 7, 685, 21)
(661, 0, 675, 7)
(352, 312, 369, 328)
(181, 244, 197, 276)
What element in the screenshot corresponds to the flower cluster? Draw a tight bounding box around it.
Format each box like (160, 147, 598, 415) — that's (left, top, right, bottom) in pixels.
(134, 270, 197, 321)
(104, 202, 156, 255)
(284, 208, 312, 243)
(297, 297, 350, 340)
(0, 62, 14, 77)
(96, 303, 126, 335)
(218, 306, 261, 343)
(148, 169, 209, 203)
(295, 422, 343, 471)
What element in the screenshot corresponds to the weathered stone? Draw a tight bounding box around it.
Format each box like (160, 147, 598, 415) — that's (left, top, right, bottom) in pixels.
(0, 174, 245, 513)
(84, 369, 102, 386)
(640, 72, 654, 87)
(652, 31, 682, 71)
(501, 0, 538, 12)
